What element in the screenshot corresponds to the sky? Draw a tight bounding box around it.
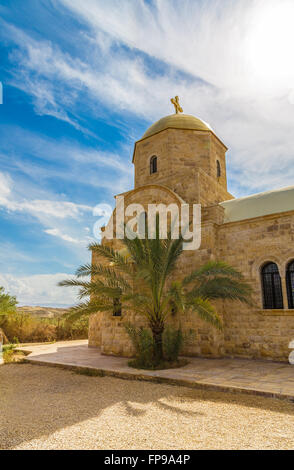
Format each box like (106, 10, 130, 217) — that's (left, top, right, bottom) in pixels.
(0, 0, 294, 307)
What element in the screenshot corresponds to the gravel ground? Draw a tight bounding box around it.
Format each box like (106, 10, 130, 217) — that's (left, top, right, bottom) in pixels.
(1, 363, 294, 450)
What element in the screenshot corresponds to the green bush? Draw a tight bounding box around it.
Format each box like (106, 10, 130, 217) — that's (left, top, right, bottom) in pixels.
(124, 323, 185, 369)
(124, 323, 154, 369)
(55, 315, 89, 340)
(3, 349, 14, 363)
(0, 313, 56, 343)
(0, 313, 89, 344)
(2, 344, 15, 363)
(3, 344, 15, 352)
(163, 327, 183, 362)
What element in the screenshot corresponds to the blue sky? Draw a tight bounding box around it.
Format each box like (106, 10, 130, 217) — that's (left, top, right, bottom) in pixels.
(0, 0, 294, 306)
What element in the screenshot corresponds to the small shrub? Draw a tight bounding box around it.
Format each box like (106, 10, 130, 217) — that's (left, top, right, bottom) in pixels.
(3, 348, 14, 363)
(124, 323, 154, 369)
(125, 323, 187, 369)
(2, 344, 27, 363)
(163, 327, 183, 362)
(2, 344, 15, 363)
(3, 344, 15, 352)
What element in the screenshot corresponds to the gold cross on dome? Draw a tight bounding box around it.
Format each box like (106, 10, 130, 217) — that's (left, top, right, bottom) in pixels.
(171, 96, 183, 114)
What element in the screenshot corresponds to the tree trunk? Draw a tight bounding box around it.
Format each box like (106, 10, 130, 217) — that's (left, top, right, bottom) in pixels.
(152, 325, 164, 364)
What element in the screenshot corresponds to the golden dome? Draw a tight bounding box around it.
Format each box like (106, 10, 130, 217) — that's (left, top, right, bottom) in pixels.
(141, 113, 213, 140)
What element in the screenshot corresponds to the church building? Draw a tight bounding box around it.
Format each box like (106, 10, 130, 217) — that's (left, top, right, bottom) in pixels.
(89, 97, 294, 362)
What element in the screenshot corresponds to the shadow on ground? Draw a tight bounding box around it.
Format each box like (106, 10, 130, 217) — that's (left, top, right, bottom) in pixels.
(1, 362, 294, 449)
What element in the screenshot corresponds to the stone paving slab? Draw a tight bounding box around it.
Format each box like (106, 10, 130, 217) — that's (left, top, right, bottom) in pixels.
(19, 340, 294, 401)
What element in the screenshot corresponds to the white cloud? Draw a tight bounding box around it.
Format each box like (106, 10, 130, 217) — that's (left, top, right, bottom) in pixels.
(0, 272, 79, 307)
(44, 228, 86, 245)
(57, 0, 294, 195)
(0, 171, 12, 202)
(2, 0, 294, 307)
(0, 171, 91, 219)
(60, 0, 294, 98)
(0, 242, 36, 265)
(0, 170, 94, 256)
(5, 199, 91, 219)
(3, 0, 294, 196)
(0, 126, 133, 194)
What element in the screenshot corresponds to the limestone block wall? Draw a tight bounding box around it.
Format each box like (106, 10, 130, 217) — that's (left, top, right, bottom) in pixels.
(89, 132, 294, 364)
(89, 306, 225, 358)
(110, 184, 186, 241)
(89, 236, 225, 358)
(89, 311, 148, 357)
(209, 134, 228, 190)
(89, 210, 294, 362)
(134, 129, 210, 186)
(89, 187, 233, 359)
(133, 129, 230, 205)
(217, 211, 294, 361)
(88, 313, 102, 347)
(196, 170, 233, 206)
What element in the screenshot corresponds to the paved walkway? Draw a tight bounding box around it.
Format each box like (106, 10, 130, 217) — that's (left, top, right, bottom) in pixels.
(19, 340, 294, 401)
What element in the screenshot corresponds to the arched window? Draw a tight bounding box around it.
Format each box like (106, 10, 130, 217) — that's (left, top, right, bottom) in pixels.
(113, 298, 122, 317)
(286, 261, 294, 308)
(216, 160, 221, 178)
(261, 262, 283, 309)
(150, 155, 157, 174)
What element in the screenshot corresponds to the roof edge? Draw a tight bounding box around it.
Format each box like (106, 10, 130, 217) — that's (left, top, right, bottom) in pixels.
(220, 185, 294, 223)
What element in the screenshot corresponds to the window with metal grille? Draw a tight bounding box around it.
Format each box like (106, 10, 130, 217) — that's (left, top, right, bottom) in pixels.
(286, 261, 294, 309)
(113, 298, 122, 316)
(217, 160, 221, 178)
(150, 155, 157, 174)
(261, 262, 283, 309)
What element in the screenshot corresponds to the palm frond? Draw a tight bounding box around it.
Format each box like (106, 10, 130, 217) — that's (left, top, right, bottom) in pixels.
(159, 236, 183, 294)
(89, 243, 132, 273)
(91, 264, 132, 290)
(187, 277, 253, 304)
(167, 281, 185, 315)
(67, 300, 114, 319)
(75, 263, 92, 277)
(59, 216, 252, 341)
(183, 261, 243, 286)
(58, 279, 92, 289)
(189, 297, 223, 330)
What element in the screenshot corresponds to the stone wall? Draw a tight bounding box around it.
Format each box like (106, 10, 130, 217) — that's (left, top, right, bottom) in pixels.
(217, 211, 294, 361)
(88, 122, 294, 363)
(88, 313, 102, 348)
(133, 129, 232, 205)
(89, 311, 147, 357)
(89, 209, 294, 362)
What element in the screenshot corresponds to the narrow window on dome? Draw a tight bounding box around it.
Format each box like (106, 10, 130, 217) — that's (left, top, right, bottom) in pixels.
(150, 155, 157, 174)
(216, 160, 221, 178)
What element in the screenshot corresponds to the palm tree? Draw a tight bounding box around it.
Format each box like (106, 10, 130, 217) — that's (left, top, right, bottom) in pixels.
(59, 221, 252, 365)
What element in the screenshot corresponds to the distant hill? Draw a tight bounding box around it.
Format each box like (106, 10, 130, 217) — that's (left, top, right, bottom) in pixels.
(17, 306, 69, 318)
